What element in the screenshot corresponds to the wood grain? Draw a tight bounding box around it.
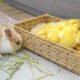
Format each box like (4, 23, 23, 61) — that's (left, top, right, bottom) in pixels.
(0, 1, 34, 21)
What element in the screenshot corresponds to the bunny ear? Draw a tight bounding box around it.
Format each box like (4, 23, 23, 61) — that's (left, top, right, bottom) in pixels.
(4, 28, 14, 40)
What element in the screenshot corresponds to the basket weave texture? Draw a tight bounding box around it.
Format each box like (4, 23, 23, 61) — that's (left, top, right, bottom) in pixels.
(15, 14, 80, 75)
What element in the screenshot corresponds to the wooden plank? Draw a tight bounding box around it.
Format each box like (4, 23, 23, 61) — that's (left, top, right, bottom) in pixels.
(0, 1, 34, 21)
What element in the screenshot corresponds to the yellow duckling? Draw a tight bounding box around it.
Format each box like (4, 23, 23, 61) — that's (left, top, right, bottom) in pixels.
(47, 26, 61, 43)
(31, 23, 46, 35)
(59, 26, 77, 48)
(75, 31, 80, 44)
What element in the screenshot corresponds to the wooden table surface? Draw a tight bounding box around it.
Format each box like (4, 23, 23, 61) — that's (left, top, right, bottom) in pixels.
(0, 1, 34, 21)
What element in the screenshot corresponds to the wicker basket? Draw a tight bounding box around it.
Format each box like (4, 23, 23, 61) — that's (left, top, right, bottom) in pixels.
(15, 14, 80, 75)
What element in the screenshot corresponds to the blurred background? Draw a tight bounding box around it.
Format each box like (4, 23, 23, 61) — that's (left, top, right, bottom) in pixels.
(5, 0, 80, 18)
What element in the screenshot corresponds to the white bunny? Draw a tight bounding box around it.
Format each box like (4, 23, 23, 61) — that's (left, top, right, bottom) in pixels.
(0, 25, 22, 54)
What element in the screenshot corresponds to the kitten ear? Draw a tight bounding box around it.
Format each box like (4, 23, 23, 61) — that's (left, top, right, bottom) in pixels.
(4, 28, 14, 40)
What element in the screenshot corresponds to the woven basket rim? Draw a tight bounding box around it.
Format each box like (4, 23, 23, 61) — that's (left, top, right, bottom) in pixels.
(15, 14, 62, 25)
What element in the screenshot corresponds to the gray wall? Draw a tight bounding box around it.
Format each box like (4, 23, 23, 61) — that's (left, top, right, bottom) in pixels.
(14, 0, 80, 18)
